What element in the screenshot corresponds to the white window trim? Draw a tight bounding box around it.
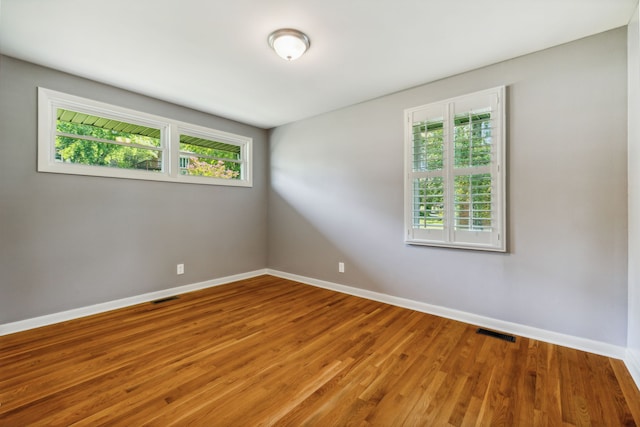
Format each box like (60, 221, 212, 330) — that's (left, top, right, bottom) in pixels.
(404, 86, 506, 252)
(37, 87, 253, 187)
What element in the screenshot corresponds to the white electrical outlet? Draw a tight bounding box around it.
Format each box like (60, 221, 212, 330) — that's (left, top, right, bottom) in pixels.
(338, 262, 345, 273)
(177, 263, 184, 275)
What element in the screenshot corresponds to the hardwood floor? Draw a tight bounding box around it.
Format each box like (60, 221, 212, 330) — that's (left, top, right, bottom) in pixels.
(1, 275, 639, 426)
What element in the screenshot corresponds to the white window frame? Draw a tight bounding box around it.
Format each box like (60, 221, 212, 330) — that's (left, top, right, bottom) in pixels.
(404, 86, 506, 252)
(38, 87, 253, 187)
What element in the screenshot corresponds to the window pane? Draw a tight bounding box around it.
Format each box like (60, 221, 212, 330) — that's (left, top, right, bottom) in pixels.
(412, 118, 444, 171)
(413, 177, 444, 229)
(179, 156, 241, 179)
(55, 136, 163, 171)
(454, 110, 492, 168)
(179, 134, 242, 180)
(454, 174, 492, 230)
(179, 135, 241, 160)
(57, 109, 161, 148)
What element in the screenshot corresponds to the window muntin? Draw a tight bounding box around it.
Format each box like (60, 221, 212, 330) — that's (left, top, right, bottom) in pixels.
(405, 87, 505, 251)
(38, 88, 252, 187)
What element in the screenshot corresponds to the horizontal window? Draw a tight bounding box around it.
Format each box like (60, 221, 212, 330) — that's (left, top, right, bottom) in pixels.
(38, 88, 252, 187)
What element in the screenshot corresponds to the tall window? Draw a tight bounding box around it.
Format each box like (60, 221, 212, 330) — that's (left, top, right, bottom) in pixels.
(38, 88, 252, 187)
(404, 87, 506, 251)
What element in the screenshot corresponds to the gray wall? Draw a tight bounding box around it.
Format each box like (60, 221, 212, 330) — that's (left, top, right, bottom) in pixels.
(268, 28, 629, 346)
(0, 56, 268, 323)
(628, 7, 640, 359)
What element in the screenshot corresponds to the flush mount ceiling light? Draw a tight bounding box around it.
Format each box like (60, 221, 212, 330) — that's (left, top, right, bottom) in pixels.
(268, 28, 310, 61)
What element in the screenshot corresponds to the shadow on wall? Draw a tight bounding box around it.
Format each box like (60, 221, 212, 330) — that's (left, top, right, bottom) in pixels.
(268, 167, 388, 293)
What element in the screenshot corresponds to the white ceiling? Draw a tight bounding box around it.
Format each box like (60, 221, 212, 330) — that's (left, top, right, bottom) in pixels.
(0, 0, 636, 129)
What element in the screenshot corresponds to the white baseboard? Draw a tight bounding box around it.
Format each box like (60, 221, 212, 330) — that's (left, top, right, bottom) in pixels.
(0, 269, 268, 336)
(626, 349, 640, 388)
(267, 269, 627, 360)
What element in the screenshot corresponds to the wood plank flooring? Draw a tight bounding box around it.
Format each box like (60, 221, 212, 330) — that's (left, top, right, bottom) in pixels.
(1, 275, 639, 426)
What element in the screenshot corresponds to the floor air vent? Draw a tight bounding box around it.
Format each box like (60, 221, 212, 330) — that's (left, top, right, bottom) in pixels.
(152, 296, 179, 304)
(476, 328, 516, 343)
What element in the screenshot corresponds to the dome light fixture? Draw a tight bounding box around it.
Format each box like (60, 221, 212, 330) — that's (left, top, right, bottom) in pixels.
(268, 28, 310, 61)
